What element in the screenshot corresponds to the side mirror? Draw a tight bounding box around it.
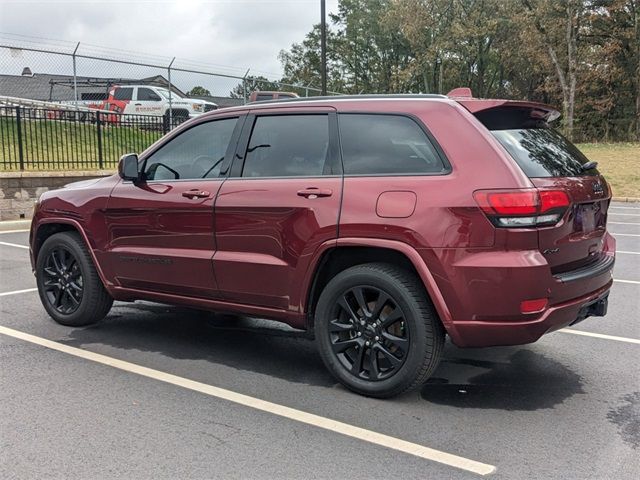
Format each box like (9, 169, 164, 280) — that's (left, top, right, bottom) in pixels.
(118, 153, 141, 182)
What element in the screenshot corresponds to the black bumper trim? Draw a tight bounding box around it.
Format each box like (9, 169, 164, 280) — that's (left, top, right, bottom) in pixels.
(554, 254, 615, 283)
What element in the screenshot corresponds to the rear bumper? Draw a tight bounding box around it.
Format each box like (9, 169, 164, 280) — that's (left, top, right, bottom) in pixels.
(445, 280, 612, 347)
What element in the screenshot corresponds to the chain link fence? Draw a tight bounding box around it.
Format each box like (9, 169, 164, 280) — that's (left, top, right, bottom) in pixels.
(0, 34, 338, 171)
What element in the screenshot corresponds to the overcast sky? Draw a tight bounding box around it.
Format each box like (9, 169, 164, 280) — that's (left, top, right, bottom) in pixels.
(0, 0, 339, 80)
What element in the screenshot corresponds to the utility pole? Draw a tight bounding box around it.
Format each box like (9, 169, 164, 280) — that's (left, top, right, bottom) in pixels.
(320, 0, 327, 96)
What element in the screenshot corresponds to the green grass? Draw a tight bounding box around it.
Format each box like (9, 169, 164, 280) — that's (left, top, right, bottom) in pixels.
(576, 143, 640, 198)
(0, 117, 163, 170)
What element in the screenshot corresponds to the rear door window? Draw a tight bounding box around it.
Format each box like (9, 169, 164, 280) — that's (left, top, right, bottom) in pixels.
(491, 128, 598, 177)
(241, 114, 332, 177)
(338, 114, 447, 175)
(113, 87, 133, 101)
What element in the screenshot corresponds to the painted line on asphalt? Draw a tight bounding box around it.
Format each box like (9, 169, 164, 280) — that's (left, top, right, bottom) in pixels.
(560, 329, 640, 345)
(609, 206, 640, 210)
(0, 325, 496, 476)
(608, 221, 640, 225)
(611, 233, 640, 237)
(609, 213, 640, 216)
(617, 250, 640, 255)
(0, 288, 37, 297)
(0, 229, 30, 234)
(0, 241, 29, 249)
(614, 279, 640, 285)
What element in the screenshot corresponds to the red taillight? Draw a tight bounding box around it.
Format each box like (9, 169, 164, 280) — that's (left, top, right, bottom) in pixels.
(520, 298, 548, 314)
(474, 189, 570, 228)
(539, 190, 570, 213)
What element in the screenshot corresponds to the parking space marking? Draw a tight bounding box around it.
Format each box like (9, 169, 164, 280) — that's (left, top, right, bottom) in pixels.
(0, 288, 37, 297)
(612, 233, 640, 237)
(560, 329, 640, 344)
(0, 325, 496, 476)
(617, 251, 640, 255)
(609, 213, 640, 216)
(614, 279, 640, 285)
(0, 229, 30, 234)
(0, 241, 29, 249)
(609, 206, 640, 210)
(608, 221, 640, 225)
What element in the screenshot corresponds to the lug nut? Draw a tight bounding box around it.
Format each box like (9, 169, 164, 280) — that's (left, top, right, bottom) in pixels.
(365, 341, 370, 346)
(374, 336, 379, 341)
(357, 332, 361, 336)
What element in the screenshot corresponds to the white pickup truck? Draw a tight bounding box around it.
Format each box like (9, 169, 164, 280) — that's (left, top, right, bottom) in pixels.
(86, 85, 218, 120)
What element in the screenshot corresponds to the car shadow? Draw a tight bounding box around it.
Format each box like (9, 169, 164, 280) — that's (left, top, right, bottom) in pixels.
(62, 302, 584, 410)
(62, 301, 336, 388)
(421, 343, 585, 411)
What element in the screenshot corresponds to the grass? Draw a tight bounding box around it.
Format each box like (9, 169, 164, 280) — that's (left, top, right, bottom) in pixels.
(0, 117, 163, 171)
(576, 143, 640, 198)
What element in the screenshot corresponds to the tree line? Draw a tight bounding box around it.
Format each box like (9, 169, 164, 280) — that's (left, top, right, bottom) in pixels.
(274, 0, 638, 142)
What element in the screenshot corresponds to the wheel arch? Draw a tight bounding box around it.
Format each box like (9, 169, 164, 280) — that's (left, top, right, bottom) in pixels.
(33, 218, 110, 289)
(305, 238, 452, 330)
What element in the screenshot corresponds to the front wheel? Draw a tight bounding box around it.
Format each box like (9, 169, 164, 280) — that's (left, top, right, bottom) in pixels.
(314, 263, 444, 398)
(36, 231, 113, 326)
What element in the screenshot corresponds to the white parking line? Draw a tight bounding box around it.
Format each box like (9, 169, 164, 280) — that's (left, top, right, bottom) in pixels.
(609, 206, 640, 210)
(0, 325, 496, 476)
(609, 213, 640, 216)
(0, 288, 37, 297)
(608, 221, 640, 225)
(560, 329, 640, 345)
(0, 241, 29, 249)
(614, 279, 640, 285)
(617, 251, 640, 255)
(612, 233, 640, 237)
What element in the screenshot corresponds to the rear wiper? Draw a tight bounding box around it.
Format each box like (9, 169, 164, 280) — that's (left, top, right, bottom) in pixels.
(581, 161, 598, 171)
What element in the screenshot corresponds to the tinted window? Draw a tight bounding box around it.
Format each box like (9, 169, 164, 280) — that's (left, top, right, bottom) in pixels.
(113, 87, 133, 101)
(144, 118, 237, 181)
(492, 128, 598, 177)
(242, 115, 330, 177)
(339, 114, 446, 175)
(256, 94, 274, 101)
(137, 87, 161, 101)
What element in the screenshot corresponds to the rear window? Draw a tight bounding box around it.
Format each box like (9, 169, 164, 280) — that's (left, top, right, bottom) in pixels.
(491, 128, 598, 178)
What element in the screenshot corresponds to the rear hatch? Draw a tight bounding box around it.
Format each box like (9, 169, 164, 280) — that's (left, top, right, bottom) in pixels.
(465, 101, 611, 274)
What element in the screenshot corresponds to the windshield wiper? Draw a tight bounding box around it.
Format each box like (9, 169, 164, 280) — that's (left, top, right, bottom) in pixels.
(581, 161, 598, 171)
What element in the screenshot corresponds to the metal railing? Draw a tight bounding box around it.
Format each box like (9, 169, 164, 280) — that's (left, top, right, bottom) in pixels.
(0, 103, 179, 170)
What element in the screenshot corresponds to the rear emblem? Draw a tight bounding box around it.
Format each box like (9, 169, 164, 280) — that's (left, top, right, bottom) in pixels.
(592, 182, 604, 195)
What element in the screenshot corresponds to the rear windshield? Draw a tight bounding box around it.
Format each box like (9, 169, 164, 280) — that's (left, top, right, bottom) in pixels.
(492, 128, 598, 177)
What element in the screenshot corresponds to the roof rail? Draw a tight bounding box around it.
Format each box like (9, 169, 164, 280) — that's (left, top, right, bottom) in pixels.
(249, 93, 448, 105)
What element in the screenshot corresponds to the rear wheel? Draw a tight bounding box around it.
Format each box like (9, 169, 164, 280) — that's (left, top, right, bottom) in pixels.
(36, 232, 113, 326)
(314, 263, 444, 398)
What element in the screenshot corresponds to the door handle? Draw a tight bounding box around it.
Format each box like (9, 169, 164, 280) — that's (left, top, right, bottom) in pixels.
(297, 188, 333, 199)
(134, 103, 142, 106)
(182, 189, 211, 199)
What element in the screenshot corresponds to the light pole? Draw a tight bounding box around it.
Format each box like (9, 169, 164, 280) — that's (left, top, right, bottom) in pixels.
(320, 0, 327, 96)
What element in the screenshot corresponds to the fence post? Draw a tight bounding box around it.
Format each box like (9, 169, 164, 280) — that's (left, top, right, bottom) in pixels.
(242, 69, 250, 104)
(96, 111, 103, 169)
(72, 42, 80, 107)
(15, 106, 24, 171)
(168, 57, 175, 130)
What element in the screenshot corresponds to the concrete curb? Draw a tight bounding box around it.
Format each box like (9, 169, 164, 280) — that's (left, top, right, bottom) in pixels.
(0, 219, 31, 232)
(612, 197, 640, 203)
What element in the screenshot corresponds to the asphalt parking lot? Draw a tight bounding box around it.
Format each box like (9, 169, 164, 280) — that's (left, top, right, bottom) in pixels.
(1, 202, 638, 480)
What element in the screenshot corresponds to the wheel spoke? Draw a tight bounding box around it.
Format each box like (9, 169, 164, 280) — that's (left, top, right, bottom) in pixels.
(376, 343, 402, 367)
(51, 250, 64, 274)
(382, 331, 409, 354)
(380, 308, 403, 328)
(53, 288, 63, 308)
(329, 319, 355, 333)
(331, 338, 360, 354)
(338, 295, 359, 323)
(350, 344, 366, 375)
(352, 287, 369, 316)
(368, 351, 380, 380)
(371, 291, 390, 320)
(66, 290, 80, 306)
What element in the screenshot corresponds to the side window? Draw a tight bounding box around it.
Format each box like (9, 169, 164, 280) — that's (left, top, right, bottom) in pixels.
(339, 114, 447, 175)
(113, 88, 133, 101)
(137, 87, 161, 101)
(242, 115, 330, 177)
(144, 118, 237, 181)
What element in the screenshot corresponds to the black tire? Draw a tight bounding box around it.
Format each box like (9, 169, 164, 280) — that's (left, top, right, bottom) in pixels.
(314, 263, 444, 398)
(36, 231, 113, 326)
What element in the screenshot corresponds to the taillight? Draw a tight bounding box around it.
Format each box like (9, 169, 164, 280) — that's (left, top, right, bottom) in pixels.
(474, 189, 570, 228)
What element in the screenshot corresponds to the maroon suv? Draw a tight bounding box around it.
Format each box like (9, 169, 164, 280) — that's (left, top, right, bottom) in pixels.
(30, 91, 615, 397)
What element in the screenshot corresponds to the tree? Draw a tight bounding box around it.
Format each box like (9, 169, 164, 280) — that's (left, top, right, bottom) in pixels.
(229, 76, 283, 99)
(187, 86, 211, 97)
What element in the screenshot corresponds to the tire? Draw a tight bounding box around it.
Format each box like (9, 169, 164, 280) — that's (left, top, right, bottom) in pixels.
(36, 231, 113, 326)
(314, 263, 444, 398)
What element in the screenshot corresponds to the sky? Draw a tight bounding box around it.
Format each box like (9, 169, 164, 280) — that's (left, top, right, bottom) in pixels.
(0, 0, 339, 84)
